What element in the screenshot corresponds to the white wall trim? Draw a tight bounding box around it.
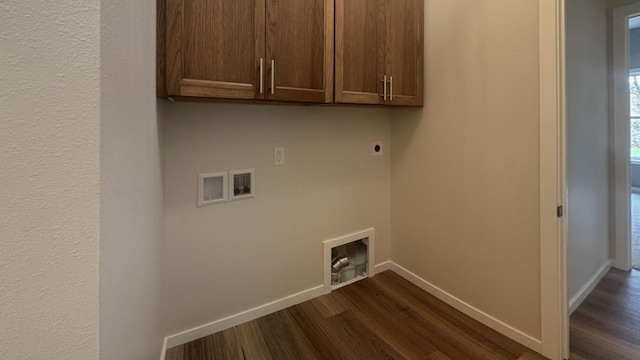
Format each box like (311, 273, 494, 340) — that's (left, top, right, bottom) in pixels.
(612, 2, 640, 271)
(164, 260, 547, 354)
(165, 284, 325, 348)
(387, 262, 543, 352)
(163, 260, 545, 353)
(159, 337, 168, 360)
(323, 228, 376, 293)
(568, 260, 612, 315)
(632, 187, 640, 194)
(539, 1, 568, 358)
(374, 260, 392, 273)
(164, 259, 391, 350)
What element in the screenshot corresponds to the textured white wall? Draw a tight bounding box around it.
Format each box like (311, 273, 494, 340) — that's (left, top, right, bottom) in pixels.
(566, 0, 611, 301)
(98, 0, 165, 359)
(391, 0, 542, 339)
(0, 1, 101, 359)
(162, 103, 391, 335)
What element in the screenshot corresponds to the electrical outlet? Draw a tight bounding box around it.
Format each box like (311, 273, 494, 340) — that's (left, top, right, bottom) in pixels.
(274, 146, 285, 165)
(372, 141, 383, 156)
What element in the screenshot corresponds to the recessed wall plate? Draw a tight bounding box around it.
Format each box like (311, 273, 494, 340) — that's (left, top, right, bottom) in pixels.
(229, 168, 255, 202)
(323, 228, 375, 293)
(197, 171, 228, 207)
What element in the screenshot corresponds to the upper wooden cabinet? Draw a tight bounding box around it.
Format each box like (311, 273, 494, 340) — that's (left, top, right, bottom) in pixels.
(335, 0, 423, 106)
(161, 0, 265, 99)
(335, 0, 384, 105)
(158, 0, 333, 103)
(266, 0, 334, 102)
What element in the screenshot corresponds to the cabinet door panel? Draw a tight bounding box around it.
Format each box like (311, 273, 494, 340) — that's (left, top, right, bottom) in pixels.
(335, 0, 385, 104)
(266, 0, 333, 103)
(166, 0, 265, 99)
(385, 0, 423, 106)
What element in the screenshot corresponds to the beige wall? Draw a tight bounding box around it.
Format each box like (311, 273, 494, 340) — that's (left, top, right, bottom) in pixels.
(566, 0, 611, 303)
(0, 0, 565, 354)
(391, 0, 542, 339)
(609, 0, 640, 9)
(162, 103, 391, 334)
(99, 0, 165, 359)
(0, 1, 101, 358)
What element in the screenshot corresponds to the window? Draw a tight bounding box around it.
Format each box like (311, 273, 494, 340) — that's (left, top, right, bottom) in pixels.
(631, 71, 640, 161)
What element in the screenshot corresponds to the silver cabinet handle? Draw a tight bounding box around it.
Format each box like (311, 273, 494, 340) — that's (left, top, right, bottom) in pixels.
(271, 59, 275, 95)
(382, 75, 387, 100)
(390, 76, 393, 101)
(259, 58, 264, 94)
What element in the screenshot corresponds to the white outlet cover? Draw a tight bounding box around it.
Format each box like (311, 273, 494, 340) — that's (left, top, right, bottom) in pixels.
(372, 141, 383, 156)
(274, 146, 285, 165)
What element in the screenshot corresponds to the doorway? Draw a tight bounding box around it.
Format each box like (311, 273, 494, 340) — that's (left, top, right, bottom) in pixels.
(566, 2, 640, 359)
(629, 19, 640, 269)
(614, 4, 640, 272)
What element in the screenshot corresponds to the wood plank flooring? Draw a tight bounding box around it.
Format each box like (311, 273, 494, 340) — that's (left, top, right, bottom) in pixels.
(166, 271, 546, 360)
(570, 268, 640, 359)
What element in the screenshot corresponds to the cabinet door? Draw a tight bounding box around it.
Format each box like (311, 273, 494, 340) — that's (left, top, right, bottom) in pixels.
(335, 0, 385, 105)
(384, 0, 423, 106)
(165, 0, 265, 99)
(265, 0, 333, 103)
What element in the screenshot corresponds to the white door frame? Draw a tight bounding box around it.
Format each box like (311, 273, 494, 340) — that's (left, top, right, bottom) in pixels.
(613, 2, 640, 271)
(539, 1, 569, 359)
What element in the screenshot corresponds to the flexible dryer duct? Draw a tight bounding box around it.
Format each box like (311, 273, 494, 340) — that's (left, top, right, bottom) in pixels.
(331, 255, 349, 284)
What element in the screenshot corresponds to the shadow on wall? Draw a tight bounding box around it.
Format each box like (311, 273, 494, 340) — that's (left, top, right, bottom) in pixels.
(389, 107, 423, 174)
(157, 100, 168, 191)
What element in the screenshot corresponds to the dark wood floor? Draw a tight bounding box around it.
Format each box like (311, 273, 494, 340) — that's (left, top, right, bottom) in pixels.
(570, 268, 640, 360)
(166, 270, 546, 360)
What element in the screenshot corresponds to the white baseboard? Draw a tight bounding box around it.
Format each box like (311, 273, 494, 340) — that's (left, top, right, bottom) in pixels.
(387, 261, 543, 353)
(164, 260, 393, 350)
(632, 187, 640, 194)
(159, 337, 167, 360)
(165, 284, 325, 348)
(569, 260, 612, 315)
(163, 260, 542, 355)
(374, 260, 392, 273)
